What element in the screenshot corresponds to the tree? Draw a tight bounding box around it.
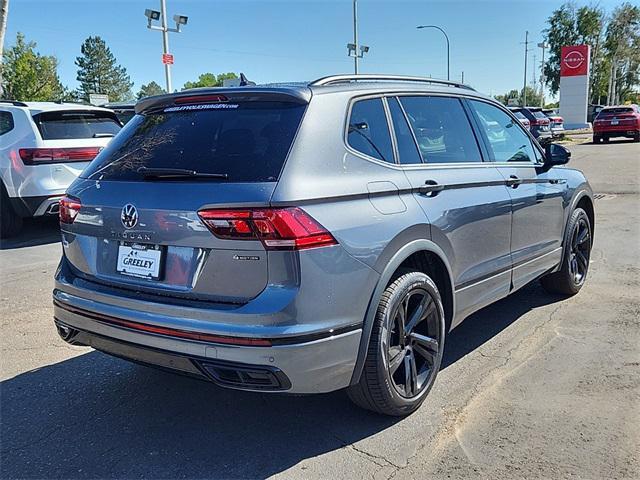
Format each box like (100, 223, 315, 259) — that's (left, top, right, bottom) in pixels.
(182, 72, 238, 90)
(542, 3, 606, 103)
(75, 36, 133, 102)
(495, 86, 543, 107)
(137, 81, 165, 99)
(0, 0, 9, 95)
(1, 32, 65, 101)
(603, 3, 640, 104)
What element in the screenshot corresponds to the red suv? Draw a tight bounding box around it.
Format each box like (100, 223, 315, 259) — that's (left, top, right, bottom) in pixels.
(593, 105, 640, 143)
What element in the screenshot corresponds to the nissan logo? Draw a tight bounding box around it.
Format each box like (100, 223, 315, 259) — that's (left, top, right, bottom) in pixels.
(121, 204, 138, 229)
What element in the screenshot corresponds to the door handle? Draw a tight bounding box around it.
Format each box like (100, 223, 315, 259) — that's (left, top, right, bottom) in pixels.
(506, 175, 522, 188)
(418, 180, 445, 197)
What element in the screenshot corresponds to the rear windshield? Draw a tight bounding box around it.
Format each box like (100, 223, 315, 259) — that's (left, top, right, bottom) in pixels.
(82, 101, 306, 182)
(598, 107, 634, 116)
(34, 110, 121, 140)
(532, 110, 547, 119)
(513, 111, 526, 120)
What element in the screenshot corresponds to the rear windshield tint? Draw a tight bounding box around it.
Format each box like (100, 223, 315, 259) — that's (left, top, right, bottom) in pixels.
(532, 110, 547, 119)
(34, 110, 121, 140)
(81, 101, 306, 182)
(513, 111, 526, 119)
(598, 107, 634, 116)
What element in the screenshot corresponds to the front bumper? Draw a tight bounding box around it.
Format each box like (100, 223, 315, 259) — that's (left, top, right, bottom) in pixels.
(53, 289, 362, 394)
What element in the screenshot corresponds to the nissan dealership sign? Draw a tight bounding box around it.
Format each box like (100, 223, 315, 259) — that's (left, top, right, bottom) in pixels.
(559, 45, 591, 129)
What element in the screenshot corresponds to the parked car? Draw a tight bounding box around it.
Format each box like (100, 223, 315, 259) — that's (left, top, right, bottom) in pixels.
(587, 104, 604, 124)
(509, 108, 531, 130)
(103, 102, 136, 125)
(510, 106, 552, 141)
(0, 101, 122, 237)
(542, 109, 565, 137)
(592, 105, 640, 143)
(53, 75, 594, 416)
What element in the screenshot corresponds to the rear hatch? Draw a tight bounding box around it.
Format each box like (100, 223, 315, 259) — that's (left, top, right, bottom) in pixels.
(594, 107, 637, 128)
(61, 91, 309, 303)
(22, 109, 122, 185)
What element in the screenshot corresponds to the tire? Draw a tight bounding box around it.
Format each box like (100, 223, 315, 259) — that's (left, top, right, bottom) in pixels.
(634, 133, 640, 143)
(0, 184, 23, 239)
(602, 136, 610, 143)
(348, 271, 446, 416)
(592, 135, 600, 144)
(540, 207, 592, 296)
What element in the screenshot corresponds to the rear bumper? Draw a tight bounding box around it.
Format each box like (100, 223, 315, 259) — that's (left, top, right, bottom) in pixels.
(53, 296, 361, 394)
(9, 194, 62, 217)
(593, 127, 639, 137)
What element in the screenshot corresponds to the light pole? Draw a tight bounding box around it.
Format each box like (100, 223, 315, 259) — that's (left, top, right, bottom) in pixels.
(522, 30, 529, 106)
(144, 0, 188, 93)
(416, 25, 450, 81)
(347, 0, 369, 74)
(538, 42, 549, 107)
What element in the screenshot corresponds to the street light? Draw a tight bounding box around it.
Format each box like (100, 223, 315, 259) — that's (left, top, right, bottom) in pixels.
(538, 42, 549, 107)
(416, 25, 450, 81)
(144, 0, 188, 93)
(346, 0, 369, 74)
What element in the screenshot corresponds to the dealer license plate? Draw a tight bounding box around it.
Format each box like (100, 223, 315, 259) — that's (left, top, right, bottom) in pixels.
(117, 243, 162, 279)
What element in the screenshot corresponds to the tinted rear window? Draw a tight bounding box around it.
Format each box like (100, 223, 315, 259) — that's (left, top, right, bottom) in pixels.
(34, 110, 121, 140)
(532, 110, 547, 119)
(82, 101, 306, 182)
(598, 107, 634, 116)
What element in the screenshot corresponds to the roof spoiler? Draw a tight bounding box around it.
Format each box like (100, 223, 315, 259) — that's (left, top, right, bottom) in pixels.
(135, 87, 311, 114)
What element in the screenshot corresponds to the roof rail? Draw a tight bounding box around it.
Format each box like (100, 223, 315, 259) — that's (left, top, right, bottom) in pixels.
(0, 99, 29, 107)
(309, 74, 475, 91)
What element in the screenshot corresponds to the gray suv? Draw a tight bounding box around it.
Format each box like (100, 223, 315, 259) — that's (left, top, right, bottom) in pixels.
(53, 75, 594, 416)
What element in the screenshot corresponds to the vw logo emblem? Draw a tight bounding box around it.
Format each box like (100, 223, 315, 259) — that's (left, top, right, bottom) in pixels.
(121, 204, 138, 229)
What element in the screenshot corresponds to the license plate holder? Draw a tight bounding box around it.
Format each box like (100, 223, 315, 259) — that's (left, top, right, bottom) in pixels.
(116, 242, 163, 280)
(611, 119, 619, 125)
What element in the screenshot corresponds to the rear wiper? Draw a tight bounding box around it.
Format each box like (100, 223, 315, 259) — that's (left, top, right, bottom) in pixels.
(93, 133, 115, 138)
(137, 167, 229, 180)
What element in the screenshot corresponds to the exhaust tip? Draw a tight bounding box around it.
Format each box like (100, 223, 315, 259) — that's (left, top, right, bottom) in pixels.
(56, 324, 81, 344)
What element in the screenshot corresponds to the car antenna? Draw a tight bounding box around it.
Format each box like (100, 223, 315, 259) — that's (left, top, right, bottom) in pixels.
(239, 73, 256, 86)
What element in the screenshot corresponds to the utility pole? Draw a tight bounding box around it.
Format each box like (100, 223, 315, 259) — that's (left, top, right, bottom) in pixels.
(522, 31, 529, 107)
(461, 71, 464, 83)
(532, 54, 537, 91)
(144, 0, 188, 93)
(538, 42, 549, 107)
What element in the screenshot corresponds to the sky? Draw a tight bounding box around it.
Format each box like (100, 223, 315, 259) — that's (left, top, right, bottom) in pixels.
(5, 0, 631, 99)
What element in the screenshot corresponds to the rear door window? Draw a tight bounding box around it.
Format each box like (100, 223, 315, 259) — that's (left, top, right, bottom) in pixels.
(388, 97, 422, 164)
(469, 100, 537, 163)
(33, 110, 121, 140)
(399, 96, 482, 163)
(0, 111, 14, 135)
(347, 98, 394, 163)
(82, 101, 306, 182)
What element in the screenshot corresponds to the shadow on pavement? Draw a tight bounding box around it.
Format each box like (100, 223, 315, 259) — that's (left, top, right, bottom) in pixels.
(0, 217, 60, 250)
(0, 284, 562, 479)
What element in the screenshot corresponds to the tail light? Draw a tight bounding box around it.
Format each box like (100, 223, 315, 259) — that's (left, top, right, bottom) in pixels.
(198, 207, 337, 251)
(19, 147, 101, 165)
(59, 195, 82, 224)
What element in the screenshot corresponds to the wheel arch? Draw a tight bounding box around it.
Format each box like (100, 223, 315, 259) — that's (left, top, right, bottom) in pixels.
(349, 238, 455, 386)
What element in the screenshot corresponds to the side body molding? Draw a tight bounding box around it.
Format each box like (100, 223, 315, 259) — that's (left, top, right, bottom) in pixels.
(349, 238, 455, 386)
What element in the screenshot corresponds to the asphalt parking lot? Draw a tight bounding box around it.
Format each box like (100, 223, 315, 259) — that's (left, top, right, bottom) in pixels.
(1, 137, 639, 479)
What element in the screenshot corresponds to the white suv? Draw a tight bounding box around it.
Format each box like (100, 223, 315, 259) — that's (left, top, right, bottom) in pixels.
(0, 101, 121, 237)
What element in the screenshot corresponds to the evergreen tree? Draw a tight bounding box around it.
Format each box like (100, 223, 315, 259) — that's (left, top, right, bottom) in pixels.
(75, 36, 133, 102)
(137, 80, 165, 99)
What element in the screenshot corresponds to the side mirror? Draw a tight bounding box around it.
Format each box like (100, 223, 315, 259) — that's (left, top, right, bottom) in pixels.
(544, 143, 571, 168)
